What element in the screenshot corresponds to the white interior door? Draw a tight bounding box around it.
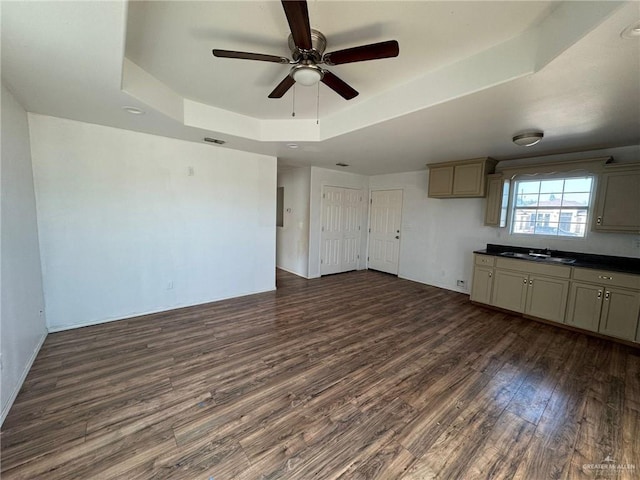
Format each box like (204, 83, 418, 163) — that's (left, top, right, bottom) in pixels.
(320, 186, 363, 275)
(341, 188, 361, 272)
(368, 189, 403, 275)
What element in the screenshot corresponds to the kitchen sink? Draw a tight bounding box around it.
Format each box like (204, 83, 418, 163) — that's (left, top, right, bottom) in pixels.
(499, 252, 531, 259)
(544, 257, 576, 264)
(499, 251, 576, 264)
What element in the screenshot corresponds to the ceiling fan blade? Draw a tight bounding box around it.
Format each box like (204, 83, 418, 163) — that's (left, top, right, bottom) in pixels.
(212, 49, 290, 64)
(323, 40, 399, 66)
(321, 71, 358, 100)
(281, 0, 312, 50)
(268, 75, 296, 98)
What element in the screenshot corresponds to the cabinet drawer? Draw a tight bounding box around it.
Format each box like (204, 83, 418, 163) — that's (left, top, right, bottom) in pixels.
(495, 258, 571, 278)
(475, 254, 495, 267)
(572, 268, 640, 290)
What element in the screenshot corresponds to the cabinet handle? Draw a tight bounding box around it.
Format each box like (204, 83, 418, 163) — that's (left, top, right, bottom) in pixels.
(596, 216, 602, 225)
(597, 290, 602, 299)
(529, 280, 533, 286)
(598, 275, 612, 280)
(488, 272, 492, 278)
(605, 291, 610, 300)
(523, 278, 527, 284)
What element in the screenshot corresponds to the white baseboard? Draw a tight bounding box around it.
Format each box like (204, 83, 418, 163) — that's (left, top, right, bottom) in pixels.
(398, 274, 469, 295)
(276, 266, 310, 279)
(47, 286, 277, 333)
(1, 332, 47, 427)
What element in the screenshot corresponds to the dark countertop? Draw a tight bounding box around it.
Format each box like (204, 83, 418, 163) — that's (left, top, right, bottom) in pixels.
(474, 244, 640, 275)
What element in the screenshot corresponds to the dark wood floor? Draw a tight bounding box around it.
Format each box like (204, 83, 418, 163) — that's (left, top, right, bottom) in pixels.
(1, 269, 639, 479)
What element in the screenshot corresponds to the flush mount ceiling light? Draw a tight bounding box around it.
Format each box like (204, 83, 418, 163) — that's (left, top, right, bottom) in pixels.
(336, 162, 350, 167)
(512, 131, 544, 147)
(204, 137, 226, 145)
(286, 143, 299, 149)
(122, 106, 145, 115)
(621, 20, 640, 39)
(290, 64, 324, 86)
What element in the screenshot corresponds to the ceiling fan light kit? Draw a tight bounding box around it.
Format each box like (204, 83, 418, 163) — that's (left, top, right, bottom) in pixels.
(291, 63, 323, 86)
(512, 131, 544, 147)
(212, 0, 399, 101)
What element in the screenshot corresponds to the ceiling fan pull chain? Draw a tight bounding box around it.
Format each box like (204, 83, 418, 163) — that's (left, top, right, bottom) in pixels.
(292, 84, 296, 117)
(316, 82, 320, 125)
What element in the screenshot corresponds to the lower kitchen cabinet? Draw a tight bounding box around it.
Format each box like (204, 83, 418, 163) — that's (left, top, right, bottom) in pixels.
(566, 268, 640, 342)
(565, 282, 603, 332)
(525, 275, 569, 323)
(471, 254, 640, 344)
(491, 271, 569, 322)
(489, 258, 570, 322)
(599, 287, 640, 341)
(470, 267, 493, 304)
(491, 269, 527, 313)
(566, 283, 640, 341)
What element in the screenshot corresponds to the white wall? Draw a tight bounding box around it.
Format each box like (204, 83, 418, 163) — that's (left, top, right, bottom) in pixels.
(308, 167, 369, 278)
(370, 171, 499, 293)
(276, 166, 311, 277)
(370, 146, 640, 294)
(29, 114, 277, 331)
(1, 84, 48, 425)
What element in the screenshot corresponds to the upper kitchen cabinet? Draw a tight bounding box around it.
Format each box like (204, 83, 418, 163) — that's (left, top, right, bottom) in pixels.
(592, 163, 640, 233)
(484, 174, 510, 227)
(427, 157, 497, 198)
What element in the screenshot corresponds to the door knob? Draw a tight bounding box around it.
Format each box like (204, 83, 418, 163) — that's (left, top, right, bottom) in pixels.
(395, 235, 400, 239)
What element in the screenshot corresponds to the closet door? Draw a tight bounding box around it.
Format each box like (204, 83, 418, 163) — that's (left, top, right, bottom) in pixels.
(320, 186, 363, 275)
(341, 188, 362, 272)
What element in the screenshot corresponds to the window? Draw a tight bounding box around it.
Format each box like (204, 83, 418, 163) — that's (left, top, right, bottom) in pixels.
(511, 176, 593, 237)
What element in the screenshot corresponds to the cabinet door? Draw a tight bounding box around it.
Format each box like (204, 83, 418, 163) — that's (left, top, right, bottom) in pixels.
(593, 170, 640, 232)
(484, 175, 510, 227)
(565, 282, 603, 332)
(599, 287, 640, 341)
(470, 267, 493, 304)
(492, 270, 527, 313)
(484, 175, 502, 226)
(428, 166, 454, 197)
(525, 275, 569, 323)
(453, 163, 484, 196)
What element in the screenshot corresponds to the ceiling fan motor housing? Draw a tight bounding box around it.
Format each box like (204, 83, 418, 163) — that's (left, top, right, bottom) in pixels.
(289, 29, 327, 63)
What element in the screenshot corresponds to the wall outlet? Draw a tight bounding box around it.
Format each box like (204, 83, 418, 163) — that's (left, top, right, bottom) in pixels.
(457, 280, 466, 287)
(188, 166, 195, 176)
(634, 237, 640, 249)
(167, 281, 174, 290)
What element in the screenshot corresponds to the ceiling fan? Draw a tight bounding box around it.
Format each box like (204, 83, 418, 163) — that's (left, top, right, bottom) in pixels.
(212, 0, 399, 100)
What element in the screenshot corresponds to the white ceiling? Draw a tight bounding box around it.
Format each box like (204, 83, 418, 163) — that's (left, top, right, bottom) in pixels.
(2, 1, 639, 175)
(125, 1, 554, 119)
